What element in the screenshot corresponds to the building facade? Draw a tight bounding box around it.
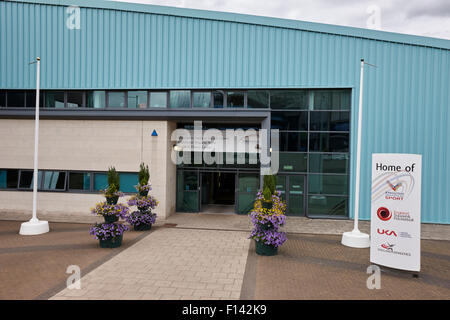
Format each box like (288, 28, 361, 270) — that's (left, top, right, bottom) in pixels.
(0, 0, 449, 223)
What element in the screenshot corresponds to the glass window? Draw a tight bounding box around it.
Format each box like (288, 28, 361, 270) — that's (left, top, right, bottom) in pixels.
(93, 173, 108, 191)
(42, 171, 66, 190)
(279, 132, 308, 152)
(19, 170, 43, 189)
(227, 91, 244, 108)
(25, 90, 44, 108)
(279, 152, 307, 172)
(66, 91, 84, 108)
(108, 91, 125, 108)
(0, 90, 6, 108)
(69, 172, 91, 191)
(270, 90, 308, 109)
(308, 174, 348, 195)
(312, 90, 351, 110)
(192, 92, 211, 108)
(170, 90, 190, 108)
(44, 91, 65, 108)
(271, 111, 308, 131)
(119, 173, 138, 193)
(149, 92, 167, 108)
(86, 91, 106, 109)
(310, 111, 349, 131)
(7, 90, 26, 108)
(308, 195, 348, 216)
(213, 90, 224, 108)
(238, 173, 259, 193)
(128, 91, 147, 109)
(288, 175, 304, 215)
(247, 90, 269, 108)
(275, 175, 286, 200)
(0, 169, 19, 189)
(309, 133, 349, 152)
(309, 153, 349, 174)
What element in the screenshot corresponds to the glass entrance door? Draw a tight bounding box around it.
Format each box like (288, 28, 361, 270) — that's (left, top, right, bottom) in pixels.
(176, 170, 200, 212)
(236, 172, 260, 214)
(276, 174, 305, 216)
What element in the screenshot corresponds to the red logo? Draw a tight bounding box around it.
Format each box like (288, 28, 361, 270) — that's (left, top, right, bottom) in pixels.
(377, 228, 397, 237)
(377, 207, 391, 221)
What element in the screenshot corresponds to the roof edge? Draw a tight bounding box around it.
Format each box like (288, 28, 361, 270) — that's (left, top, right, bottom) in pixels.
(7, 0, 450, 50)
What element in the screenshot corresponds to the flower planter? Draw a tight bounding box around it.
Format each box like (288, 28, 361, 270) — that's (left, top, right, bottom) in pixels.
(99, 234, 123, 248)
(104, 215, 119, 223)
(255, 240, 278, 256)
(106, 196, 119, 205)
(133, 223, 152, 231)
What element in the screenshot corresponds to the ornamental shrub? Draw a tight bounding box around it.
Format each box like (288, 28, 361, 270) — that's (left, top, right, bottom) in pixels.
(138, 163, 150, 186)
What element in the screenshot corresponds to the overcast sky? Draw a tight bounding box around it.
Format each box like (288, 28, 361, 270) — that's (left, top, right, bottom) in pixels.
(112, 0, 450, 40)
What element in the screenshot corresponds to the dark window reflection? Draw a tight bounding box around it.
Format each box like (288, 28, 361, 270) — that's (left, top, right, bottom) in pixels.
(310, 111, 349, 131)
(271, 111, 308, 131)
(7, 91, 26, 108)
(309, 133, 349, 152)
(279, 132, 308, 152)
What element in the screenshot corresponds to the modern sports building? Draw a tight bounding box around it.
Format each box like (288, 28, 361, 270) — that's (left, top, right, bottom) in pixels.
(0, 0, 449, 223)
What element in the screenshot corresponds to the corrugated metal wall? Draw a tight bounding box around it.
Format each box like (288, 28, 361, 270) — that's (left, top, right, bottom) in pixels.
(1, 1, 449, 223)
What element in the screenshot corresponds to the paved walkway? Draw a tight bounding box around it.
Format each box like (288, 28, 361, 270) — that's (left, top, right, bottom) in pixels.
(51, 228, 250, 300)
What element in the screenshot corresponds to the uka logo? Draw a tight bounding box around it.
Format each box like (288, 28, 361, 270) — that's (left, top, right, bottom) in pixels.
(377, 228, 397, 237)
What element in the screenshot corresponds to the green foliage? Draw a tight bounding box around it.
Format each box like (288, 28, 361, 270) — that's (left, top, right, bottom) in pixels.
(138, 162, 150, 185)
(263, 174, 276, 195)
(262, 187, 272, 202)
(107, 166, 120, 194)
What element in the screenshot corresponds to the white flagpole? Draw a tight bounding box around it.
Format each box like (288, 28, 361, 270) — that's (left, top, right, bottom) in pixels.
(20, 57, 49, 235)
(341, 59, 370, 248)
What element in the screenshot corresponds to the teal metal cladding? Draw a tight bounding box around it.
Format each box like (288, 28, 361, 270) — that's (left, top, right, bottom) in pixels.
(1, 0, 449, 223)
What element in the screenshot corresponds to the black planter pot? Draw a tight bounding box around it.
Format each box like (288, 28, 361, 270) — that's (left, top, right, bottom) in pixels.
(104, 215, 119, 223)
(106, 196, 119, 205)
(99, 234, 123, 248)
(133, 223, 152, 231)
(255, 240, 278, 256)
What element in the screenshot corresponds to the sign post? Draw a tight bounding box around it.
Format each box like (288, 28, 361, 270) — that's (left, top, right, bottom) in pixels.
(370, 153, 422, 272)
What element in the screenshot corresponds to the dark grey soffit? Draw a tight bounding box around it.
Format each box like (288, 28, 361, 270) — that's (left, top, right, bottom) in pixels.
(0, 109, 270, 123)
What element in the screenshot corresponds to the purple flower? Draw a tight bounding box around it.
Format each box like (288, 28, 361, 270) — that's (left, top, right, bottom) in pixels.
(125, 211, 157, 226)
(90, 202, 130, 219)
(89, 223, 129, 240)
(127, 195, 158, 211)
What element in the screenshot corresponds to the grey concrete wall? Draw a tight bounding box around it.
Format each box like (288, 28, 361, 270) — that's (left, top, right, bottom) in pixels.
(0, 119, 177, 222)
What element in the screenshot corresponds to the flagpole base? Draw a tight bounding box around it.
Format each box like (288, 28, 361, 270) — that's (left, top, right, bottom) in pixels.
(19, 220, 49, 235)
(341, 230, 370, 248)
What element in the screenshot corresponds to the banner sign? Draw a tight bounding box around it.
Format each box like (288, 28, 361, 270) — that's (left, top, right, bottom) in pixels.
(370, 153, 422, 272)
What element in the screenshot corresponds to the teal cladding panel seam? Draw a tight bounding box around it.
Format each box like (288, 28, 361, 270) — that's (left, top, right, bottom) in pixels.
(0, 1, 449, 223)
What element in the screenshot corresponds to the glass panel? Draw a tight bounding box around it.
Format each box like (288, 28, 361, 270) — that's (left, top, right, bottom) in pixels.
(86, 91, 106, 109)
(237, 193, 255, 214)
(309, 153, 349, 174)
(238, 173, 259, 193)
(312, 90, 351, 110)
(69, 172, 91, 190)
(25, 90, 44, 108)
(177, 191, 198, 212)
(66, 91, 84, 108)
(44, 91, 65, 108)
(270, 90, 308, 109)
(170, 90, 190, 108)
(279, 152, 307, 172)
(119, 173, 138, 193)
(310, 111, 350, 131)
(19, 170, 42, 189)
(247, 90, 269, 108)
(227, 91, 244, 108)
(0, 169, 19, 188)
(127, 91, 147, 109)
(309, 133, 349, 152)
(149, 92, 167, 108)
(275, 175, 286, 200)
(288, 175, 304, 215)
(308, 174, 349, 195)
(42, 171, 66, 190)
(176, 171, 199, 212)
(308, 195, 348, 216)
(0, 90, 6, 108)
(279, 132, 308, 152)
(108, 91, 125, 108)
(8, 91, 26, 108)
(213, 90, 224, 108)
(192, 92, 211, 108)
(271, 111, 308, 131)
(93, 173, 108, 191)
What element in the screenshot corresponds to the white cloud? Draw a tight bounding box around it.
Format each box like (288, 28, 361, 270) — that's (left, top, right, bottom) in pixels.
(111, 0, 450, 39)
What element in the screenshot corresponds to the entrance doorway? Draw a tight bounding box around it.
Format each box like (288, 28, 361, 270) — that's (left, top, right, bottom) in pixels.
(201, 172, 235, 214)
